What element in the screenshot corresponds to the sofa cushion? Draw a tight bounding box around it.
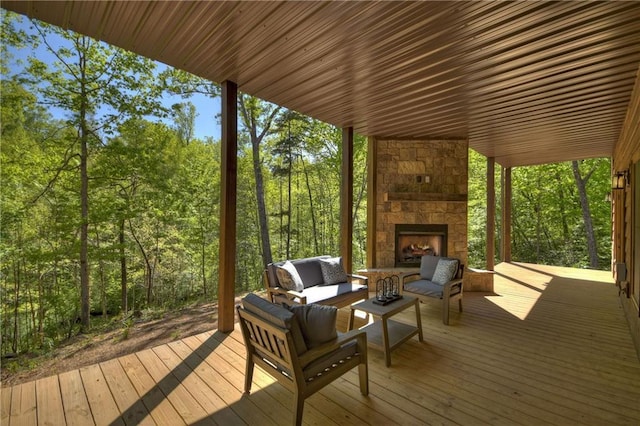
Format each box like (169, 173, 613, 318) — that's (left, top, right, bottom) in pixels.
(319, 256, 348, 285)
(419, 255, 441, 280)
(291, 256, 327, 288)
(432, 258, 459, 284)
(241, 293, 308, 355)
(300, 283, 368, 304)
(289, 304, 338, 349)
(276, 260, 304, 291)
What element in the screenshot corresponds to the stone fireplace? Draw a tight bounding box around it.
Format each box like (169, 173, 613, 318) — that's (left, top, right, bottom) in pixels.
(369, 138, 468, 269)
(395, 224, 447, 267)
(361, 137, 492, 292)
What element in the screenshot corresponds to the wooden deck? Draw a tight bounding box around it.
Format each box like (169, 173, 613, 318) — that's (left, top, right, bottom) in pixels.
(2, 262, 639, 425)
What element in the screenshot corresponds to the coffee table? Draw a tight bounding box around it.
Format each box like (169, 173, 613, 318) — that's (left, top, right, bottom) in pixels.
(347, 295, 423, 367)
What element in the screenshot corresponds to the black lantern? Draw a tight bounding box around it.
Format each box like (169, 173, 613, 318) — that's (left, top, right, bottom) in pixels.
(384, 276, 400, 298)
(390, 275, 400, 297)
(374, 275, 402, 305)
(376, 278, 387, 302)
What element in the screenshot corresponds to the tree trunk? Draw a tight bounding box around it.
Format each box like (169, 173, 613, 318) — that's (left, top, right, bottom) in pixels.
(201, 227, 207, 297)
(149, 237, 159, 304)
(95, 231, 107, 317)
(27, 269, 36, 351)
(555, 171, 570, 242)
(37, 267, 44, 347)
(238, 95, 280, 268)
(119, 218, 128, 315)
(353, 161, 368, 265)
(128, 220, 153, 305)
(79, 42, 91, 331)
(300, 157, 320, 253)
(146, 247, 154, 305)
(572, 161, 599, 268)
(535, 204, 541, 261)
(251, 125, 272, 267)
(286, 149, 292, 258)
(279, 177, 284, 256)
(12, 260, 20, 353)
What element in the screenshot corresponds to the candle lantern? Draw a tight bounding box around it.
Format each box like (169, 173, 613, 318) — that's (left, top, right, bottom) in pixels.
(376, 278, 386, 302)
(384, 277, 394, 298)
(390, 274, 400, 297)
(374, 275, 402, 305)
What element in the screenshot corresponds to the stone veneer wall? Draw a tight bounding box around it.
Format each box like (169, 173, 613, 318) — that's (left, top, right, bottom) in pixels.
(375, 138, 468, 268)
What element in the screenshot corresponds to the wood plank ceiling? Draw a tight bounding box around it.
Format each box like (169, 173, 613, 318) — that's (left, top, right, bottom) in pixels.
(3, 1, 640, 167)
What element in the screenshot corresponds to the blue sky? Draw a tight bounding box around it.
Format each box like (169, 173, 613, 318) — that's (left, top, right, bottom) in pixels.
(158, 70, 222, 141)
(5, 16, 222, 141)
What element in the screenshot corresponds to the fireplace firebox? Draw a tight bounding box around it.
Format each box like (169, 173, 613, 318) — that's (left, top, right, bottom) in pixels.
(395, 224, 448, 267)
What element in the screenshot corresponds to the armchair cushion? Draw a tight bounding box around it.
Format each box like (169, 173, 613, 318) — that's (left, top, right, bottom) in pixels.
(289, 303, 338, 349)
(276, 260, 304, 291)
(241, 293, 308, 355)
(404, 279, 446, 298)
(419, 255, 441, 280)
(319, 256, 348, 285)
(432, 258, 459, 284)
(303, 341, 358, 380)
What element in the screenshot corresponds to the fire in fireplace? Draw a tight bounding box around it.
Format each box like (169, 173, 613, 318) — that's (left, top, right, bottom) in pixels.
(395, 224, 448, 267)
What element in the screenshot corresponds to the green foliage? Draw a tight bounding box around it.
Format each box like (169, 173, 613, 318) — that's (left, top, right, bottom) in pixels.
(1, 11, 611, 363)
(115, 318, 134, 343)
(467, 150, 611, 269)
(265, 112, 368, 267)
(0, 15, 219, 355)
(2, 13, 369, 358)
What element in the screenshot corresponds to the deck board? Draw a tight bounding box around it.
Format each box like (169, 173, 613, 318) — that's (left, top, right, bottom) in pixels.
(78, 364, 125, 426)
(99, 358, 154, 426)
(163, 339, 246, 426)
(171, 334, 273, 426)
(184, 333, 285, 426)
(151, 343, 238, 426)
(118, 353, 185, 425)
(3, 262, 640, 425)
(1, 385, 11, 425)
(9, 381, 37, 426)
(58, 369, 93, 426)
(35, 375, 65, 426)
(134, 348, 210, 424)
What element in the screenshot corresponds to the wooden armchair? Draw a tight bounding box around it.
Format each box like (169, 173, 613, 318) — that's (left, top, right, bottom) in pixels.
(237, 294, 369, 426)
(400, 256, 464, 325)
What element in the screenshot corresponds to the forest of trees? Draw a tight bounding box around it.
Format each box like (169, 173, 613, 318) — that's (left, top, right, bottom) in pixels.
(467, 152, 612, 270)
(1, 12, 612, 359)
